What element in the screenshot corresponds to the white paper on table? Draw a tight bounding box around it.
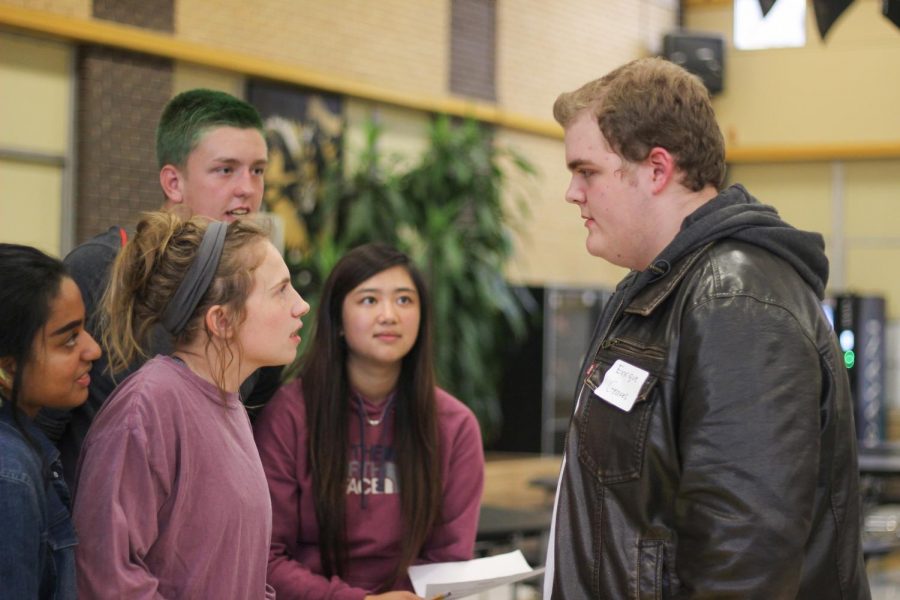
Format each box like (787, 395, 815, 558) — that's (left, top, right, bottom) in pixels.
(408, 550, 544, 600)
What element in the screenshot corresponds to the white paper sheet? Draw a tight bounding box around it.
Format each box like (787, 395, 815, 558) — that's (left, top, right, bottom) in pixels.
(408, 550, 544, 599)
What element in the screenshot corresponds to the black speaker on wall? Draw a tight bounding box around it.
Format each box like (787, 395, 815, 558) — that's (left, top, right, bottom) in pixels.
(663, 31, 725, 95)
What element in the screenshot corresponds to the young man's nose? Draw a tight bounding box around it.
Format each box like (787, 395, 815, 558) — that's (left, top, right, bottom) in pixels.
(565, 178, 584, 204)
(233, 168, 257, 197)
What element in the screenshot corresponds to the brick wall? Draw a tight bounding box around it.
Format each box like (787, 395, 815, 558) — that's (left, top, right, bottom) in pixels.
(178, 0, 448, 100)
(93, 0, 173, 31)
(75, 46, 172, 241)
(71, 0, 175, 242)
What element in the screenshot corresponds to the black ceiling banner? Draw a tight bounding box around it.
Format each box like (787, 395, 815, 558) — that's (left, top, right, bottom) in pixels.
(758, 0, 778, 17)
(812, 0, 855, 39)
(884, 0, 900, 28)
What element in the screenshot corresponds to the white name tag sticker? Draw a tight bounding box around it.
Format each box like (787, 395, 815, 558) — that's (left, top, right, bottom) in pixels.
(594, 360, 650, 412)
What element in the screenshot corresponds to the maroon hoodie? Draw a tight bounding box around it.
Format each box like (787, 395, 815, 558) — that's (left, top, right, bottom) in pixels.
(254, 380, 484, 600)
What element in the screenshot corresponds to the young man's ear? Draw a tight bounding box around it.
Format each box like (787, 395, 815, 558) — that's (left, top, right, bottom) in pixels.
(160, 164, 186, 205)
(204, 305, 235, 340)
(645, 147, 676, 194)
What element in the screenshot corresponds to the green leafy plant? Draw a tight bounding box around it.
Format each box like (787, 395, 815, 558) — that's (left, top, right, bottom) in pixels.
(290, 115, 535, 441)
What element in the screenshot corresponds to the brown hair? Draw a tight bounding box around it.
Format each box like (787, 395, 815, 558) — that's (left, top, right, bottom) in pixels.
(553, 57, 726, 191)
(101, 211, 268, 393)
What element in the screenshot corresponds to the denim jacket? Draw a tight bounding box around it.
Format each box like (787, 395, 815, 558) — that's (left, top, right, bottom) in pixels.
(0, 401, 78, 599)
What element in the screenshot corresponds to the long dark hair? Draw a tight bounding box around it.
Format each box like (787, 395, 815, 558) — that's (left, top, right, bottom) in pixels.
(301, 243, 442, 589)
(0, 244, 69, 444)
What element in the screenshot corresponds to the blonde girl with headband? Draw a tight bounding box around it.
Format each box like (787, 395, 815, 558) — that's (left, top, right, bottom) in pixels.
(73, 212, 309, 599)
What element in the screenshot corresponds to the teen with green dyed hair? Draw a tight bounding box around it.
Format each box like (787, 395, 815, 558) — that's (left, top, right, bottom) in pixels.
(155, 87, 265, 169)
(36, 88, 276, 488)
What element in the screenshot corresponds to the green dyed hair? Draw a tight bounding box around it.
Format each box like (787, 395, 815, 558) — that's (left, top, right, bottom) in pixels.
(155, 88, 265, 169)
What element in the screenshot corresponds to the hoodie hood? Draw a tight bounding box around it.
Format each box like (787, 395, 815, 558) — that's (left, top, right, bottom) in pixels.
(644, 184, 829, 300)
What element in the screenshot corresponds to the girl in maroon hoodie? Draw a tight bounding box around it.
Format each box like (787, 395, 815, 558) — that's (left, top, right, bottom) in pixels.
(254, 243, 484, 600)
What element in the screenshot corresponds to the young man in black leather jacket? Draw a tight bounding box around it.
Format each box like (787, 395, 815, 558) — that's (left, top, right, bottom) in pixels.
(544, 57, 869, 599)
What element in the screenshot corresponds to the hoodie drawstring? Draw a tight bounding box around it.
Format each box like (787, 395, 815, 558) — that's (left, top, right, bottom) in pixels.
(648, 259, 671, 282)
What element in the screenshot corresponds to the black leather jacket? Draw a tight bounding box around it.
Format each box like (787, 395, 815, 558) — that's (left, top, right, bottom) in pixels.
(549, 188, 869, 599)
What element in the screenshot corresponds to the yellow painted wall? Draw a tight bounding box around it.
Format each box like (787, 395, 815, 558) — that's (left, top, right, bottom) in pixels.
(0, 0, 680, 289)
(497, 0, 678, 120)
(0, 0, 88, 19)
(0, 162, 63, 255)
(844, 160, 900, 239)
(688, 0, 900, 149)
(0, 30, 71, 256)
(725, 163, 834, 239)
(178, 0, 448, 101)
(685, 2, 900, 319)
(843, 159, 900, 310)
(0, 31, 69, 154)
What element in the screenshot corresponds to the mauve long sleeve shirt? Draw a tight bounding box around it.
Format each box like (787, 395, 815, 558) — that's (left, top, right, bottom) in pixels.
(73, 356, 275, 599)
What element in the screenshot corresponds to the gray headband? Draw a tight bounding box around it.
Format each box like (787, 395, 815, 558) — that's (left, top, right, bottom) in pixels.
(161, 221, 228, 336)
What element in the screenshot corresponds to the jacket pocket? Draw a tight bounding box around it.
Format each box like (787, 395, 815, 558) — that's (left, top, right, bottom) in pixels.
(47, 516, 77, 551)
(576, 337, 663, 485)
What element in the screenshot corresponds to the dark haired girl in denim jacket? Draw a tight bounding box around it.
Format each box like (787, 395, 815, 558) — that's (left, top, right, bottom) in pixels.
(0, 243, 101, 598)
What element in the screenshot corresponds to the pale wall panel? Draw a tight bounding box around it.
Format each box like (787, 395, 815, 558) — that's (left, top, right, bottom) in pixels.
(0, 161, 63, 256)
(843, 159, 900, 239)
(0, 31, 70, 153)
(845, 247, 900, 320)
(727, 162, 833, 237)
(727, 160, 900, 317)
(0, 30, 70, 254)
(344, 99, 431, 175)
